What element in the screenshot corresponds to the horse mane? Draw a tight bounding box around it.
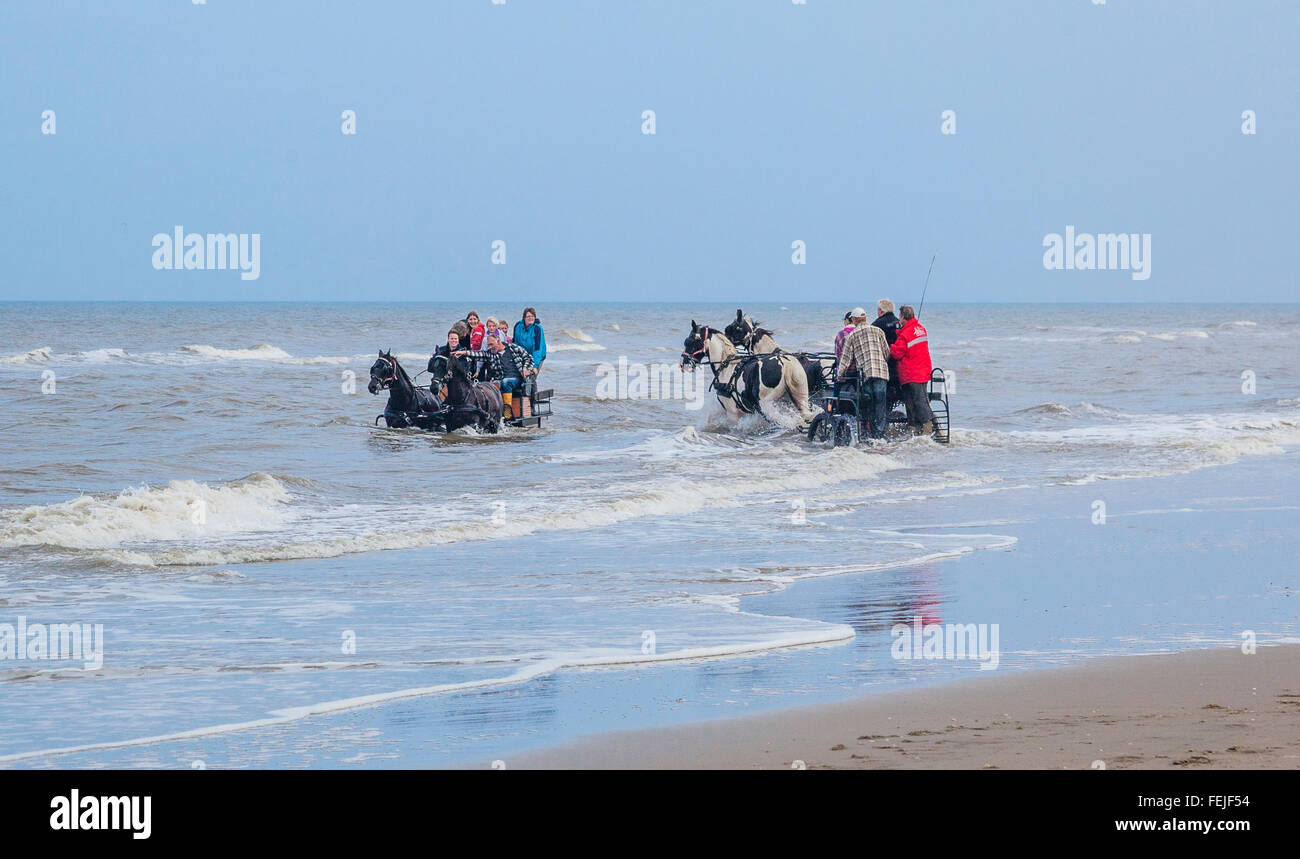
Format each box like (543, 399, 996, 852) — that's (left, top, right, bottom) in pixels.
(447, 354, 475, 385)
(708, 328, 738, 358)
(392, 354, 417, 389)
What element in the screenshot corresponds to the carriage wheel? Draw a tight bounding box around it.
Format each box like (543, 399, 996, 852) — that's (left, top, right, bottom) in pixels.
(832, 415, 856, 447)
(807, 411, 833, 444)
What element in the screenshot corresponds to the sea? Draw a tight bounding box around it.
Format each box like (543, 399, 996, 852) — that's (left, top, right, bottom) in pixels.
(1, 301, 1297, 767)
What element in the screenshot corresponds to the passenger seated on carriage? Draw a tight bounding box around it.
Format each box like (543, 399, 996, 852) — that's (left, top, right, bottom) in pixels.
(461, 311, 486, 350)
(454, 332, 535, 394)
(433, 328, 471, 373)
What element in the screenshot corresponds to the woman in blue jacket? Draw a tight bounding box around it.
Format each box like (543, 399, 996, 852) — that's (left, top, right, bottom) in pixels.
(512, 307, 546, 373)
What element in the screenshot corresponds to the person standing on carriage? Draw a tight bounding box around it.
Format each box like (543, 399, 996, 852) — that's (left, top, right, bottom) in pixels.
(890, 305, 935, 436)
(872, 298, 902, 411)
(837, 310, 891, 440)
(512, 307, 547, 375)
(834, 310, 856, 362)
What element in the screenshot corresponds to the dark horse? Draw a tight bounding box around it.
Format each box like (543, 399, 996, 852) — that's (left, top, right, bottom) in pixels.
(368, 350, 443, 429)
(425, 354, 504, 433)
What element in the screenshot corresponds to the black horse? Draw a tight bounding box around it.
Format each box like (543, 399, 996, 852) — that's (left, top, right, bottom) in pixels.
(425, 354, 504, 433)
(368, 350, 443, 429)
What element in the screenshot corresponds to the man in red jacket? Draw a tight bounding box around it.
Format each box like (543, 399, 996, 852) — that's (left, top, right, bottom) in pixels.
(889, 305, 934, 435)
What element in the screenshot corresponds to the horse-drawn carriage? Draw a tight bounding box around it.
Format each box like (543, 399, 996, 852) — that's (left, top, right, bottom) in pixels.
(683, 311, 949, 446)
(804, 361, 951, 447)
(368, 351, 553, 434)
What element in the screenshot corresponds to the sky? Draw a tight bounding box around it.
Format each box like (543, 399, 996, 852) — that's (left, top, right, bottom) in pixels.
(1, 0, 1296, 303)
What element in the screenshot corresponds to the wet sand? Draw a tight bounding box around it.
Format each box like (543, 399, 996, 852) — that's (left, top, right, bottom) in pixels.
(517, 645, 1300, 769)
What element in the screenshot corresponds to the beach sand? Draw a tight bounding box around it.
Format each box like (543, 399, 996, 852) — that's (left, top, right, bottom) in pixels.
(517, 645, 1300, 769)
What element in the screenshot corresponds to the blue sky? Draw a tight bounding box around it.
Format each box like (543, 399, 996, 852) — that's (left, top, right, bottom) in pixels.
(1, 0, 1295, 302)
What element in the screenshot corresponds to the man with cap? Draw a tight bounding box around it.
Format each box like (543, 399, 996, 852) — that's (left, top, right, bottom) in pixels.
(837, 308, 892, 440)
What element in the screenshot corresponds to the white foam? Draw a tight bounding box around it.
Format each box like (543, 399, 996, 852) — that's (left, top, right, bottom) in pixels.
(179, 344, 292, 360)
(0, 616, 860, 763)
(72, 348, 129, 363)
(0, 346, 52, 364)
(560, 329, 594, 342)
(0, 473, 292, 551)
(549, 343, 606, 352)
(1148, 330, 1211, 341)
(86, 446, 904, 567)
(284, 355, 351, 366)
(960, 409, 1300, 479)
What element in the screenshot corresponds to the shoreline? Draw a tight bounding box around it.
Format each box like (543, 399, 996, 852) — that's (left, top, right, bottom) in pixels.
(514, 644, 1300, 769)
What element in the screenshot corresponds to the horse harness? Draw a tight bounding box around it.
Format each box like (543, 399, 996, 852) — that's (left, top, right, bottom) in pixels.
(688, 329, 780, 415)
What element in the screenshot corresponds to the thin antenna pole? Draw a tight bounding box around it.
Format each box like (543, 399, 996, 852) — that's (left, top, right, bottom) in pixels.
(918, 251, 938, 316)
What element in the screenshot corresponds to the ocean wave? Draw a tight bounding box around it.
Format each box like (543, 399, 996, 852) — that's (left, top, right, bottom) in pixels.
(1148, 330, 1211, 341)
(70, 348, 129, 363)
(1013, 402, 1073, 416)
(549, 343, 606, 352)
(179, 344, 293, 360)
(0, 473, 292, 551)
(958, 410, 1300, 477)
(0, 347, 52, 364)
(284, 355, 351, 365)
(79, 446, 904, 567)
(560, 329, 594, 342)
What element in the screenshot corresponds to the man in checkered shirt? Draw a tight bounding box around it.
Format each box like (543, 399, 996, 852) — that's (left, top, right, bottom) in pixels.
(455, 332, 535, 393)
(836, 308, 891, 439)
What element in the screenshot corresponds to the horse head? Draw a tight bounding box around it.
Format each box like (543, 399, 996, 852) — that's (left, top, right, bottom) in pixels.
(724, 309, 772, 351)
(681, 320, 714, 371)
(368, 350, 401, 394)
(426, 353, 449, 384)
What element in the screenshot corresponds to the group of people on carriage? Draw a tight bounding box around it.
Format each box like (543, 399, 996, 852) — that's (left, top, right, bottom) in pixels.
(368, 307, 550, 433)
(680, 299, 942, 445)
(433, 307, 548, 394)
(833, 299, 935, 439)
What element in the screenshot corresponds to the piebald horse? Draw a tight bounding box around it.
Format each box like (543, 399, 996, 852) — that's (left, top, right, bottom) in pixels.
(681, 321, 818, 430)
(723, 309, 832, 398)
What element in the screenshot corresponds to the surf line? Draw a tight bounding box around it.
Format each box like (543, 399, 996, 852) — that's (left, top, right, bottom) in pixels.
(0, 624, 855, 764)
(151, 225, 260, 281)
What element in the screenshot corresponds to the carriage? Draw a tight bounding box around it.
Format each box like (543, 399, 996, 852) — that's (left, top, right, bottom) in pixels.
(369, 351, 553, 434)
(378, 383, 554, 432)
(804, 358, 951, 447)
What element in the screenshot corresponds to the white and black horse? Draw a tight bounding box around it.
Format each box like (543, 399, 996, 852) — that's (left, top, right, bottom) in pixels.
(723, 309, 780, 354)
(426, 353, 504, 433)
(369, 351, 444, 429)
(723, 309, 831, 399)
(681, 321, 818, 429)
